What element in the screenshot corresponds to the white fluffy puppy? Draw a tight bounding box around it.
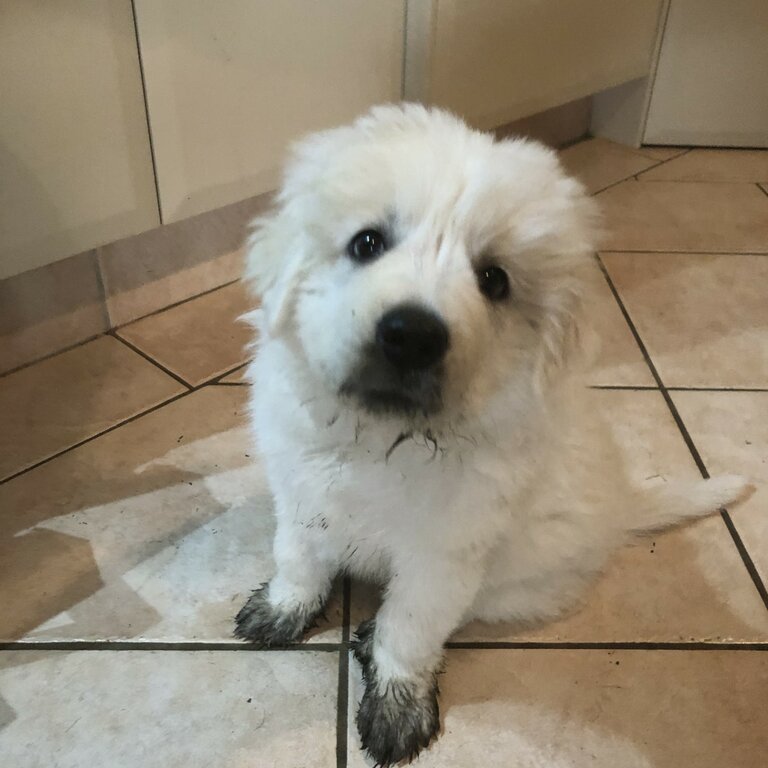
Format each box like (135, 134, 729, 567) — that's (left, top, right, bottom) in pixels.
(235, 104, 749, 765)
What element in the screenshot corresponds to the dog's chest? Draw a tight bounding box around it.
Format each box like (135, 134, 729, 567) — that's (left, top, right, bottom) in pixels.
(305, 422, 519, 555)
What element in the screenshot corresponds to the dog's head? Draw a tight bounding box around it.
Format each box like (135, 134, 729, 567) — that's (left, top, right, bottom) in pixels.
(245, 105, 598, 421)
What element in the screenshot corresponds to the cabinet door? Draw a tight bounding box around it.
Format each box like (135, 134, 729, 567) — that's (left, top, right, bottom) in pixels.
(134, 1, 405, 223)
(0, 1, 159, 279)
(644, 0, 768, 146)
(411, 0, 663, 129)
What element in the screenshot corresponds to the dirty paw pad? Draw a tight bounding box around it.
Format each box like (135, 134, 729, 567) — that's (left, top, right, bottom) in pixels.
(357, 668, 440, 766)
(352, 618, 376, 669)
(233, 584, 320, 647)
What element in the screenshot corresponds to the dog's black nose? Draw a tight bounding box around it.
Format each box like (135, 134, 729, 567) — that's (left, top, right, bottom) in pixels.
(376, 304, 449, 371)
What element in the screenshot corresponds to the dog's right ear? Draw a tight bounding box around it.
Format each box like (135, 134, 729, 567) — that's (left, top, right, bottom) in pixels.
(243, 211, 304, 337)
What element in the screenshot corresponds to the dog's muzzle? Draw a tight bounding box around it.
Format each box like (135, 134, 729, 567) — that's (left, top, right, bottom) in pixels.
(341, 303, 449, 416)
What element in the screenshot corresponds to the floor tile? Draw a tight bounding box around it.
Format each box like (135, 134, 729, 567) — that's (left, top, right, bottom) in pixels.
(0, 386, 342, 643)
(350, 390, 768, 642)
(639, 148, 768, 182)
(0, 650, 337, 768)
(117, 282, 254, 386)
(603, 252, 768, 388)
(0, 336, 182, 481)
(672, 390, 768, 589)
(636, 146, 689, 161)
(583, 268, 655, 386)
(559, 138, 657, 194)
(597, 180, 768, 253)
(347, 649, 768, 767)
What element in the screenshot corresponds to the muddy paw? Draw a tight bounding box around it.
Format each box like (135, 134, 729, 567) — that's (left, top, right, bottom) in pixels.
(353, 620, 440, 766)
(234, 583, 321, 647)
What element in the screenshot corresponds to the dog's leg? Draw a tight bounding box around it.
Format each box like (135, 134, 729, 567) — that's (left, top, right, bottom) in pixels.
(234, 516, 337, 647)
(353, 557, 482, 765)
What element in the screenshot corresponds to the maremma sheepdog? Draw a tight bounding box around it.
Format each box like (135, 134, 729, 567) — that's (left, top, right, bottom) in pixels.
(234, 104, 751, 765)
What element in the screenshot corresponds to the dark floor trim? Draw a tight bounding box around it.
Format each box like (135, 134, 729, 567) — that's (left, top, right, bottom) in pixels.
(596, 255, 768, 612)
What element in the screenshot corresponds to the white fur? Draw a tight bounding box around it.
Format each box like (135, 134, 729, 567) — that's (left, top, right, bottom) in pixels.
(242, 105, 751, 685)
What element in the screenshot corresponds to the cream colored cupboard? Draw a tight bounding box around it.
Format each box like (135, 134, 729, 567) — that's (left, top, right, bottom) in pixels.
(406, 0, 664, 129)
(1, 1, 669, 279)
(133, 0, 405, 223)
(0, 0, 159, 280)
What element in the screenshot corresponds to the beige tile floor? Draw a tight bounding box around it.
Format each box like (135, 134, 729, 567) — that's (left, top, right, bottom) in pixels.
(1, 141, 767, 767)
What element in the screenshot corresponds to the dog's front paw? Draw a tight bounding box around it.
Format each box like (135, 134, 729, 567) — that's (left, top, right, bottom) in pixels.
(234, 583, 320, 647)
(357, 672, 440, 766)
(353, 620, 440, 766)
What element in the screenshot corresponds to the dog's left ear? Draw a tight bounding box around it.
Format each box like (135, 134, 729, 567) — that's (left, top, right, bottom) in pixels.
(530, 197, 601, 393)
(534, 267, 594, 393)
(243, 212, 304, 337)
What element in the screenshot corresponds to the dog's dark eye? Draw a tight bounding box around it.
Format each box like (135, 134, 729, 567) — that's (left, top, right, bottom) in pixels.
(476, 265, 510, 301)
(347, 229, 388, 264)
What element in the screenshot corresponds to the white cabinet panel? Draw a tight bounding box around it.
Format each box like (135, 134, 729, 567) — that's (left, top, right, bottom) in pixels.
(135, 1, 405, 223)
(0, 1, 159, 279)
(644, 0, 768, 147)
(412, 0, 663, 129)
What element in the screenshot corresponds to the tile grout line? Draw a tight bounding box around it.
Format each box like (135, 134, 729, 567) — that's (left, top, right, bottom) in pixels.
(0, 280, 244, 382)
(599, 249, 768, 256)
(0, 333, 105, 381)
(208, 361, 250, 386)
(110, 330, 193, 390)
(757, 183, 768, 200)
(590, 148, 692, 197)
(595, 255, 768, 611)
(2, 639, 765, 653)
(592, 385, 768, 393)
(336, 578, 352, 768)
(212, 381, 250, 387)
(590, 385, 659, 391)
(633, 178, 768, 184)
(0, 641, 341, 652)
(445, 641, 768, 651)
(667, 386, 768, 393)
(0, 367, 251, 486)
(0, 389, 194, 486)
